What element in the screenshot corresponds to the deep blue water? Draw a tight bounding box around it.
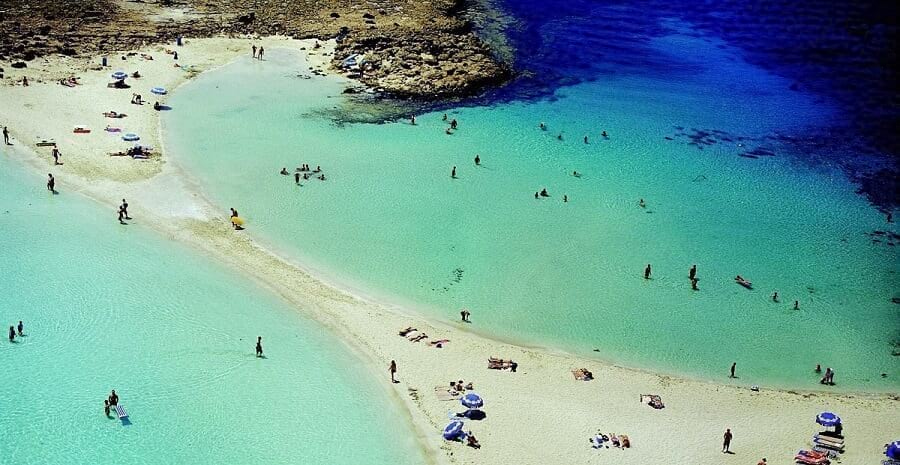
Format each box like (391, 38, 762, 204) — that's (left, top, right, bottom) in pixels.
(468, 0, 899, 212)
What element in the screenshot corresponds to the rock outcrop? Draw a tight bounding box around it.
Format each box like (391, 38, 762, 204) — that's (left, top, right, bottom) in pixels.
(0, 0, 509, 99)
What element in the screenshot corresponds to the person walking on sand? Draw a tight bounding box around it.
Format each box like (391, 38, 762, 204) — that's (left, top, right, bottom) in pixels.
(722, 428, 732, 453)
(47, 173, 55, 193)
(120, 199, 130, 219)
(3, 126, 9, 145)
(256, 336, 263, 357)
(389, 360, 398, 383)
(258, 47, 264, 60)
(252, 45, 257, 59)
(644, 264, 652, 279)
(52, 147, 62, 165)
(729, 362, 736, 378)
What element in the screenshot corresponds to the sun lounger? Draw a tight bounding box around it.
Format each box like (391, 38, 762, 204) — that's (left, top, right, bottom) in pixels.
(812, 437, 844, 452)
(435, 386, 461, 401)
(640, 394, 665, 409)
(814, 435, 844, 446)
(115, 405, 128, 419)
(35, 140, 56, 147)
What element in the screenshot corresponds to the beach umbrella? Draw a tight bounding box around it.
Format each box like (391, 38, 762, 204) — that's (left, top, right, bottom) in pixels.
(111, 71, 128, 81)
(442, 420, 464, 440)
(151, 87, 167, 95)
(122, 133, 140, 142)
(886, 441, 900, 459)
(815, 412, 841, 427)
(460, 392, 484, 410)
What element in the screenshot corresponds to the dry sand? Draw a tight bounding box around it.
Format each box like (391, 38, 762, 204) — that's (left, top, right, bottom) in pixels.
(1, 37, 897, 465)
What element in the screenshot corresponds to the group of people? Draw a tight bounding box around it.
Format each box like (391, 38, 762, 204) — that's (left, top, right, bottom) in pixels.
(251, 45, 266, 60)
(117, 199, 131, 224)
(280, 164, 326, 184)
(102, 390, 119, 417)
(816, 365, 836, 385)
(7, 321, 23, 342)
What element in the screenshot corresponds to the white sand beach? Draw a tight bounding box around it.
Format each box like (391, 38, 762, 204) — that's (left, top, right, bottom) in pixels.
(1, 37, 896, 465)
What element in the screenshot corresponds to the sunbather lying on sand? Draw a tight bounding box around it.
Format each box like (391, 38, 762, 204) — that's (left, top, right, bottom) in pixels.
(573, 368, 593, 381)
(398, 327, 416, 336)
(488, 358, 518, 372)
(640, 394, 665, 409)
(103, 111, 127, 118)
(410, 333, 428, 342)
(59, 76, 80, 87)
(429, 339, 449, 348)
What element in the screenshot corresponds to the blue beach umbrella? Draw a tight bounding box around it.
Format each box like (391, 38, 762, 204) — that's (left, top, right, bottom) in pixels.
(886, 441, 900, 459)
(442, 420, 464, 440)
(815, 412, 841, 427)
(122, 133, 140, 142)
(460, 392, 484, 410)
(111, 71, 128, 81)
(151, 87, 167, 95)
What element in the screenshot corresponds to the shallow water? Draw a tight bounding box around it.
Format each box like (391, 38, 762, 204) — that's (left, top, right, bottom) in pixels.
(0, 155, 424, 464)
(166, 33, 898, 392)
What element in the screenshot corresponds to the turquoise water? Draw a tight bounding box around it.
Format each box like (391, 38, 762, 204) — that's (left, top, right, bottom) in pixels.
(166, 38, 898, 391)
(0, 155, 424, 464)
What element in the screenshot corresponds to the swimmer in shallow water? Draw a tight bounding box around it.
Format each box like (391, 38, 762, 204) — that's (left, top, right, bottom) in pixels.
(280, 167, 288, 175)
(639, 198, 646, 208)
(294, 172, 300, 184)
(540, 188, 548, 197)
(539, 122, 546, 130)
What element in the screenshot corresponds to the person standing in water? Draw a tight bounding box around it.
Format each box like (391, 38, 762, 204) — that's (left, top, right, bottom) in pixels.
(104, 400, 111, 417)
(450, 119, 458, 130)
(8, 326, 15, 342)
(644, 264, 652, 279)
(539, 122, 546, 130)
(258, 47, 264, 60)
(294, 172, 301, 185)
(17, 321, 23, 337)
(563, 195, 568, 203)
(118, 206, 126, 225)
(256, 336, 263, 357)
(584, 135, 589, 144)
(771, 291, 779, 302)
(689, 265, 696, 280)
(729, 362, 736, 378)
(793, 300, 799, 310)
(639, 198, 646, 208)
(691, 277, 699, 290)
(47, 173, 55, 193)
(460, 309, 470, 322)
(120, 199, 130, 219)
(389, 360, 398, 383)
(410, 115, 416, 125)
(451, 166, 457, 179)
(474, 154, 480, 166)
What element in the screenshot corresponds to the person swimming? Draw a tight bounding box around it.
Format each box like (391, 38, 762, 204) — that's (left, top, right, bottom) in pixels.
(318, 174, 326, 181)
(280, 167, 288, 175)
(639, 198, 646, 208)
(442, 114, 448, 121)
(771, 291, 779, 302)
(450, 119, 458, 130)
(534, 192, 539, 199)
(584, 135, 589, 144)
(601, 130, 608, 138)
(573, 170, 580, 177)
(539, 122, 546, 130)
(557, 133, 563, 140)
(540, 188, 548, 197)
(563, 195, 568, 203)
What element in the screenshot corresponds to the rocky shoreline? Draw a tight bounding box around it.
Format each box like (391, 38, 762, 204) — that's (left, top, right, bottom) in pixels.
(0, 0, 510, 99)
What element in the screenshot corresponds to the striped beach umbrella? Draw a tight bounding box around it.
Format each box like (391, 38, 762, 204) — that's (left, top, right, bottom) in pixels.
(886, 441, 900, 459)
(460, 392, 484, 410)
(111, 71, 128, 80)
(442, 420, 464, 440)
(151, 87, 167, 95)
(815, 412, 841, 427)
